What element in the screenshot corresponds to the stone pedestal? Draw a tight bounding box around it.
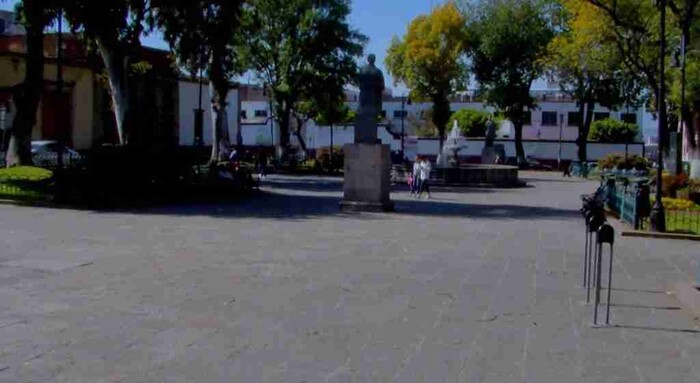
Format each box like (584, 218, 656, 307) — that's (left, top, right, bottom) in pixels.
(340, 143, 394, 212)
(481, 147, 497, 164)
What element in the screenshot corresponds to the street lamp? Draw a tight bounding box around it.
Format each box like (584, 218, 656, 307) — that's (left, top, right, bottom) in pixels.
(558, 113, 564, 170)
(650, 0, 667, 232)
(193, 52, 205, 146)
(400, 94, 411, 161)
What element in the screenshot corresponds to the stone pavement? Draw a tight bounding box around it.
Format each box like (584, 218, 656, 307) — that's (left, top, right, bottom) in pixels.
(0, 171, 698, 383)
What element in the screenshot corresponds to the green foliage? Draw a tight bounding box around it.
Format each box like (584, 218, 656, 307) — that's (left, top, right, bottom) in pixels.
(589, 118, 639, 143)
(0, 166, 52, 200)
(0, 166, 53, 181)
(466, 0, 556, 163)
(244, 0, 366, 155)
(661, 197, 699, 211)
(150, 0, 248, 81)
(597, 154, 649, 171)
(448, 109, 494, 137)
(386, 2, 468, 146)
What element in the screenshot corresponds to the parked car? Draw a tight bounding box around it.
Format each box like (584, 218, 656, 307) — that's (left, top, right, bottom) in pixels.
(31, 141, 84, 168)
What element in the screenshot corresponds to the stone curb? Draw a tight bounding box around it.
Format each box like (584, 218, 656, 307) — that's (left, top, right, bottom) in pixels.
(621, 230, 700, 241)
(0, 198, 54, 208)
(668, 282, 700, 315)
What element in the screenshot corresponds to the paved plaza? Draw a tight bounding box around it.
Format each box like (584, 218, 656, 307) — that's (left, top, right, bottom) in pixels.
(0, 172, 698, 383)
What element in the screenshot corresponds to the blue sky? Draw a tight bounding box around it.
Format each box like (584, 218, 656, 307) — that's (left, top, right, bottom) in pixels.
(0, 0, 441, 92)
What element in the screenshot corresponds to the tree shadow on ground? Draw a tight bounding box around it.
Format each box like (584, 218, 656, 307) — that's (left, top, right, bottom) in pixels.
(128, 188, 580, 221)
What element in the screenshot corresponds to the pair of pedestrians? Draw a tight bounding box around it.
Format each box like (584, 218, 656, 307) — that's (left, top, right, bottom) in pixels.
(410, 157, 432, 199)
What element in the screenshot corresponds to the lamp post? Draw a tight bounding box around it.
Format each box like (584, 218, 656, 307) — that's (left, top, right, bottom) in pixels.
(193, 59, 204, 146)
(558, 113, 564, 170)
(650, 0, 667, 232)
(400, 94, 411, 161)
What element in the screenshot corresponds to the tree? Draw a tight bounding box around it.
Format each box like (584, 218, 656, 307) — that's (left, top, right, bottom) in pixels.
(385, 1, 468, 152)
(5, 0, 58, 167)
(244, 0, 366, 160)
(448, 108, 493, 137)
(668, 0, 700, 161)
(589, 118, 640, 143)
(61, 0, 148, 146)
(545, 0, 643, 162)
(151, 0, 248, 164)
(465, 0, 556, 166)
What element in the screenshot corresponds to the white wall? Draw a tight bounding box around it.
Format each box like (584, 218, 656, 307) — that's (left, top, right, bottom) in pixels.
(178, 81, 240, 146)
(240, 99, 646, 143)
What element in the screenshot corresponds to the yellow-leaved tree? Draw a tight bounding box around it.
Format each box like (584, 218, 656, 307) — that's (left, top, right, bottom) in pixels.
(545, 0, 642, 162)
(385, 1, 468, 152)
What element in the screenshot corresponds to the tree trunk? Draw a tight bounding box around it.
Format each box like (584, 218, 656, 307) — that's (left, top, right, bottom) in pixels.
(95, 38, 131, 146)
(577, 99, 595, 163)
(686, 111, 700, 161)
(208, 50, 230, 165)
(513, 120, 526, 166)
(6, 1, 45, 167)
(293, 116, 308, 157)
(432, 94, 450, 153)
(275, 99, 291, 161)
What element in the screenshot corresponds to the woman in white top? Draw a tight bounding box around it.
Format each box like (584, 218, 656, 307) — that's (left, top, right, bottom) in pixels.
(411, 157, 422, 196)
(418, 158, 432, 199)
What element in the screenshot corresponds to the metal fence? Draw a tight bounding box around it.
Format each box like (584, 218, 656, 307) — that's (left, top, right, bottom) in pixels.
(0, 151, 87, 171)
(639, 210, 700, 235)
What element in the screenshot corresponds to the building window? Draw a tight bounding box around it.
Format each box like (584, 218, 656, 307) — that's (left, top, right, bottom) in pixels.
(523, 111, 532, 125)
(594, 112, 610, 121)
(240, 110, 248, 119)
(393, 110, 408, 118)
(541, 111, 558, 126)
(380, 110, 386, 118)
(254, 110, 268, 118)
(621, 113, 637, 124)
(568, 112, 581, 127)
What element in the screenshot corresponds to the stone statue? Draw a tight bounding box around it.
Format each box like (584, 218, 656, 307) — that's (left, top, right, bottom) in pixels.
(484, 117, 497, 148)
(358, 54, 385, 117)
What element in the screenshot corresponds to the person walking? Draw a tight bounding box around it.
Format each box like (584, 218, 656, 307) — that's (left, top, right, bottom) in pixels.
(418, 157, 432, 199)
(411, 157, 422, 197)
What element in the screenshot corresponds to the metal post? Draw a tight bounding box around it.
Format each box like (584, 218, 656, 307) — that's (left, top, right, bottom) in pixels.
(56, 7, 65, 148)
(558, 113, 564, 170)
(194, 64, 204, 146)
(401, 97, 405, 160)
(680, 32, 687, 168)
(650, 0, 667, 232)
(594, 241, 603, 324)
(606, 245, 614, 324)
(330, 122, 334, 172)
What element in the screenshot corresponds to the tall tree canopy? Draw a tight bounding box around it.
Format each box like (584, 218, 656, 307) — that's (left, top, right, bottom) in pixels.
(385, 1, 468, 152)
(244, 0, 366, 160)
(151, 0, 248, 164)
(545, 0, 643, 162)
(465, 0, 556, 165)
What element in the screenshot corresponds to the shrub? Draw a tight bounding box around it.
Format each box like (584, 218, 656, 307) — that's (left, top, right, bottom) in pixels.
(662, 197, 699, 211)
(589, 118, 639, 143)
(0, 166, 53, 181)
(597, 154, 649, 171)
(661, 173, 688, 198)
(449, 109, 493, 137)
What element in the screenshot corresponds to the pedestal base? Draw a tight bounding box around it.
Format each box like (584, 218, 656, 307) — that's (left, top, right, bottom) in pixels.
(340, 143, 394, 212)
(481, 147, 497, 164)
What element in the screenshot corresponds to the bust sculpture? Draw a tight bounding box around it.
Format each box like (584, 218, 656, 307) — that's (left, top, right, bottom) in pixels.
(355, 54, 385, 144)
(358, 54, 385, 117)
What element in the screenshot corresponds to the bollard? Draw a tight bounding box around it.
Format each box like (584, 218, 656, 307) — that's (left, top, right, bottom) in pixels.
(594, 224, 615, 325)
(586, 213, 605, 303)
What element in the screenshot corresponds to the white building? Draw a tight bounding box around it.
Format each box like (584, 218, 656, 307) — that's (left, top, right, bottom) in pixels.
(178, 79, 240, 147)
(0, 10, 25, 36)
